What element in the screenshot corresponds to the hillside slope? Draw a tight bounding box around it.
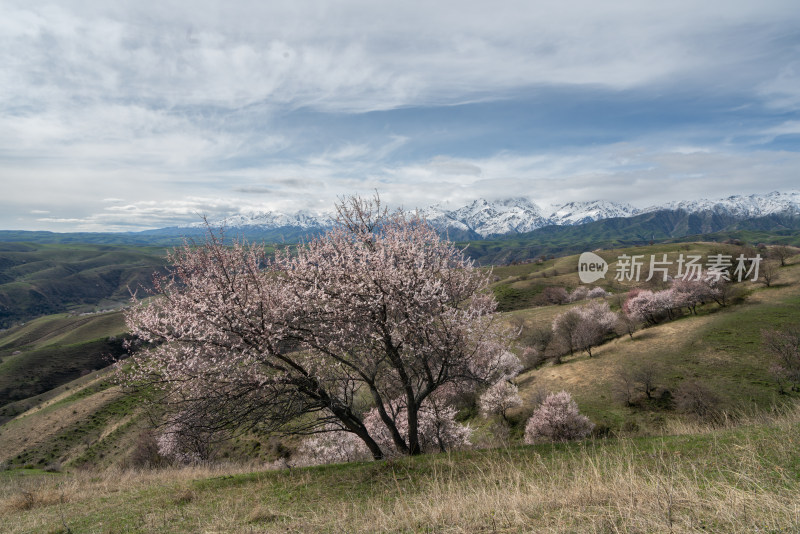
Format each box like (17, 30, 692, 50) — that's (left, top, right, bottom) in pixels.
(0, 243, 797, 474)
(2, 411, 800, 532)
(0, 311, 132, 415)
(0, 243, 167, 328)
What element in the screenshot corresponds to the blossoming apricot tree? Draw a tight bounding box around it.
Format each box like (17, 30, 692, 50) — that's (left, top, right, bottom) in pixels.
(122, 195, 509, 460)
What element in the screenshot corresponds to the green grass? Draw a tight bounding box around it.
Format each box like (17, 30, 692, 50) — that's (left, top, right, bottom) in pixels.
(0, 311, 132, 412)
(0, 336, 129, 409)
(4, 386, 144, 470)
(462, 211, 800, 265)
(0, 243, 168, 329)
(0, 312, 127, 353)
(2, 411, 800, 532)
(0, 241, 798, 530)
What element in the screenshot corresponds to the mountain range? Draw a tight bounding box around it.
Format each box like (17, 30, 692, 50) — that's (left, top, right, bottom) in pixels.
(187, 190, 800, 240)
(1, 191, 799, 250)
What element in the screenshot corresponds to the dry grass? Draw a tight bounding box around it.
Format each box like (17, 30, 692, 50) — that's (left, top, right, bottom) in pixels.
(0, 385, 123, 463)
(2, 412, 800, 533)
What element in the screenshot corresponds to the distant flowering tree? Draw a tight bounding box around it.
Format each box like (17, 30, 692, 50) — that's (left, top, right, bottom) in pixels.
(479, 380, 523, 422)
(569, 286, 590, 302)
(551, 310, 581, 359)
(524, 391, 594, 443)
(670, 275, 710, 315)
(576, 301, 618, 334)
(586, 286, 608, 299)
(121, 194, 508, 460)
(763, 326, 800, 393)
(624, 289, 671, 325)
(552, 301, 618, 358)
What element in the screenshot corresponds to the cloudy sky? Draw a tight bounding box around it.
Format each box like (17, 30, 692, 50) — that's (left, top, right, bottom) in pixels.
(2, 0, 799, 232)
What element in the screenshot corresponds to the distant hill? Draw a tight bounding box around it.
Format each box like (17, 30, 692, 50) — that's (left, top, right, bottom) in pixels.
(1, 210, 799, 329)
(462, 211, 800, 265)
(3, 191, 800, 247)
(0, 243, 167, 328)
(0, 312, 130, 414)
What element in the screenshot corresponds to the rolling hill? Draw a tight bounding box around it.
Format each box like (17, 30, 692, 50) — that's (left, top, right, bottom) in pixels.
(0, 242, 797, 470)
(0, 242, 798, 532)
(0, 243, 167, 328)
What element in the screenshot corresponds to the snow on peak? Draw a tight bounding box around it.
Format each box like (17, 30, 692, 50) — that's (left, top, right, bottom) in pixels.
(187, 191, 800, 238)
(645, 190, 800, 218)
(446, 198, 549, 237)
(548, 200, 640, 226)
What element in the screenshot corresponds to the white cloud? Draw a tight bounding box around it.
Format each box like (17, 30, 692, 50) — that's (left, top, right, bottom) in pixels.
(1, 1, 799, 231)
(3, 1, 798, 113)
(758, 61, 800, 110)
(23, 143, 798, 231)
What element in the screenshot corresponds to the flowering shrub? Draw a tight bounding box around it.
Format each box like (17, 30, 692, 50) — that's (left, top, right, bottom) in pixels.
(491, 351, 523, 381)
(479, 380, 523, 420)
(294, 425, 371, 466)
(524, 391, 594, 443)
(569, 286, 589, 302)
(552, 301, 618, 358)
(155, 420, 211, 464)
(586, 286, 608, 299)
(624, 289, 674, 325)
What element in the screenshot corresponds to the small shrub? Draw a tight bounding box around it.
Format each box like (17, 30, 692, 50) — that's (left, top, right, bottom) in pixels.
(591, 423, 612, 438)
(524, 391, 594, 444)
(569, 286, 589, 302)
(267, 438, 291, 460)
(674, 381, 721, 421)
(621, 420, 640, 434)
(43, 462, 61, 473)
(587, 286, 608, 299)
(538, 286, 569, 305)
(521, 346, 548, 369)
(479, 380, 523, 421)
(128, 429, 170, 469)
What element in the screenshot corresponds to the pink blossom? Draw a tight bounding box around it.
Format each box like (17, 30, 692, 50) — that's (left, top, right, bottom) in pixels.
(479, 380, 523, 420)
(524, 391, 594, 443)
(121, 194, 506, 460)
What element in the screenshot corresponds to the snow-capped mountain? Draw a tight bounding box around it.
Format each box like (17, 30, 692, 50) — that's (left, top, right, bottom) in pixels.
(189, 191, 800, 239)
(447, 198, 551, 236)
(643, 191, 800, 219)
(548, 200, 640, 226)
(189, 210, 332, 230)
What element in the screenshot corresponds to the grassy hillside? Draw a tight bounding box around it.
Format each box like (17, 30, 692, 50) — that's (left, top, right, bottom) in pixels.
(490, 243, 800, 433)
(0, 312, 130, 413)
(0, 241, 798, 532)
(0, 243, 797, 467)
(487, 241, 790, 311)
(2, 409, 800, 532)
(0, 243, 167, 328)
